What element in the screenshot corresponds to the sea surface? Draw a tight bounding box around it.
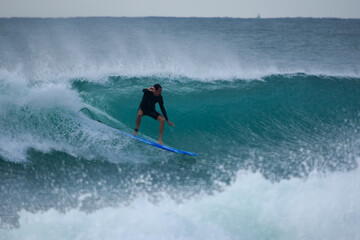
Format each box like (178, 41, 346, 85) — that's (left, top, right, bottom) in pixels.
(0, 17, 360, 239)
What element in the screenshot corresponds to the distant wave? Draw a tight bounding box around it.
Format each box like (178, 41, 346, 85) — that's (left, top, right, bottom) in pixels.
(1, 18, 360, 82)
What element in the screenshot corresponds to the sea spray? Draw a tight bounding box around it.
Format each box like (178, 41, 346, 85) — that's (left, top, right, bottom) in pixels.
(1, 17, 359, 239)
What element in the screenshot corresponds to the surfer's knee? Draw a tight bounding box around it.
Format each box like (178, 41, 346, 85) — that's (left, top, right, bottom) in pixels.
(158, 115, 165, 123)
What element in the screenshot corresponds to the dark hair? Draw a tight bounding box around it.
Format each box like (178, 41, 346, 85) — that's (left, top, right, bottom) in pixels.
(154, 83, 162, 90)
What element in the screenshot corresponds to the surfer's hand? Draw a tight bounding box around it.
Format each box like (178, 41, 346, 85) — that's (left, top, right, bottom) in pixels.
(148, 87, 155, 92)
(167, 120, 175, 127)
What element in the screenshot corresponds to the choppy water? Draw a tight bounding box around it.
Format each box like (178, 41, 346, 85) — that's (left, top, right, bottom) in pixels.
(1, 17, 360, 239)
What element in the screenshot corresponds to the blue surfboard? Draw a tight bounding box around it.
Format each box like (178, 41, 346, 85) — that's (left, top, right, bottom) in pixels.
(80, 108, 197, 156)
(118, 131, 198, 156)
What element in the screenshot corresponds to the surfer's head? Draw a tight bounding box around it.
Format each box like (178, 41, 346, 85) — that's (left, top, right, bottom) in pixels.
(153, 84, 162, 96)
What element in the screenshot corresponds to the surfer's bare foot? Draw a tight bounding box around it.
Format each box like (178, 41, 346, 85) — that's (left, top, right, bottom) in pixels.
(132, 132, 138, 136)
(158, 140, 164, 145)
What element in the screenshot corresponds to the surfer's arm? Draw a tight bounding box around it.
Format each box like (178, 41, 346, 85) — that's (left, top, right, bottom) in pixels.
(159, 101, 174, 126)
(159, 103, 168, 121)
(158, 96, 168, 121)
(142, 87, 155, 93)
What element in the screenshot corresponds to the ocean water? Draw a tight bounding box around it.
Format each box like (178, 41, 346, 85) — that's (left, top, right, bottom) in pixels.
(1, 17, 360, 239)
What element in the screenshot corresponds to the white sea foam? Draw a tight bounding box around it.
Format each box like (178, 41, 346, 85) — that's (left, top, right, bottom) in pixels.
(0, 77, 135, 162)
(1, 166, 359, 240)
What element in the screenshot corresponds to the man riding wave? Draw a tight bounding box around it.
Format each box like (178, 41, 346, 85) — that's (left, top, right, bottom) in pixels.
(132, 84, 174, 145)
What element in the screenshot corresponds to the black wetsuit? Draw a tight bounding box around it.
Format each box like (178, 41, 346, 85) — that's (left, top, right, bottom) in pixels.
(139, 89, 168, 121)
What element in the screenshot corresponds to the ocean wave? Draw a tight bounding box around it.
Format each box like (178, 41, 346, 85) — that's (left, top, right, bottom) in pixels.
(1, 18, 360, 235)
(1, 18, 360, 82)
(1, 73, 359, 170)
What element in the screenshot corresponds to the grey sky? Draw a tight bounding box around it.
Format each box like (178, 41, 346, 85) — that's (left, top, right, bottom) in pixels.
(1, 0, 359, 18)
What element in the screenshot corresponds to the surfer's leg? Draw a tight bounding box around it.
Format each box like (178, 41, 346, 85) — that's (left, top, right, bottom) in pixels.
(157, 115, 165, 145)
(132, 110, 143, 135)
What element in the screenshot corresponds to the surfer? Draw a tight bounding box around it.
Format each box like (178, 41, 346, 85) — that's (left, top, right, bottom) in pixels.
(132, 84, 175, 145)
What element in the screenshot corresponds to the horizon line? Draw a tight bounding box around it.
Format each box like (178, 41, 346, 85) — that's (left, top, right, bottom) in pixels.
(1, 16, 359, 20)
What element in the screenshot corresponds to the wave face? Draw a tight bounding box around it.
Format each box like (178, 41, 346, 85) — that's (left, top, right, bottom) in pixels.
(1, 17, 360, 239)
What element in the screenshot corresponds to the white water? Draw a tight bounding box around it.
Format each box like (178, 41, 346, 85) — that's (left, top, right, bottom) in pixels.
(2, 166, 359, 240)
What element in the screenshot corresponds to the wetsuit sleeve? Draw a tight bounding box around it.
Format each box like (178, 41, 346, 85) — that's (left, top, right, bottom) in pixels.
(159, 97, 168, 121)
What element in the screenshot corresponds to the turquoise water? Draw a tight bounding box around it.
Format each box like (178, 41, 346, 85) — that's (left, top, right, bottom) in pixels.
(1, 17, 360, 239)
